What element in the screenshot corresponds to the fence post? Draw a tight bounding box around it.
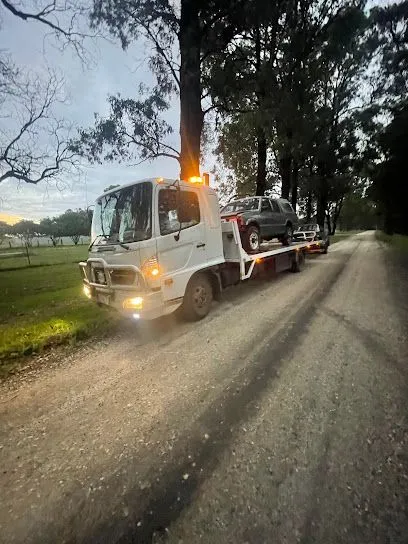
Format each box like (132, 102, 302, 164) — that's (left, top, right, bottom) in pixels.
(25, 243, 31, 266)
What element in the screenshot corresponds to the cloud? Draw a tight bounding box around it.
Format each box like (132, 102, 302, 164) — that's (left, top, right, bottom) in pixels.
(0, 157, 179, 220)
(0, 4, 181, 219)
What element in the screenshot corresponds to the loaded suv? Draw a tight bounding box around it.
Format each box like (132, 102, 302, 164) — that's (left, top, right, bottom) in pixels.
(220, 196, 299, 253)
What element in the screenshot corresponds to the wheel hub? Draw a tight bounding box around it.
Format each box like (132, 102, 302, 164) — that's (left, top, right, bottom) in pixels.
(193, 285, 207, 308)
(249, 232, 259, 250)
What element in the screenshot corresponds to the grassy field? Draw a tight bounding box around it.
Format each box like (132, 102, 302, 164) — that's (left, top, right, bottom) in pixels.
(0, 244, 88, 270)
(376, 231, 408, 251)
(0, 246, 118, 377)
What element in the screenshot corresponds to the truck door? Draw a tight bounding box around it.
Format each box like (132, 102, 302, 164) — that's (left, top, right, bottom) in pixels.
(156, 186, 207, 301)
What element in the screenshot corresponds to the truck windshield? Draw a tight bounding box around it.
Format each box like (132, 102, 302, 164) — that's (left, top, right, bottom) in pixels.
(222, 198, 259, 213)
(92, 182, 152, 244)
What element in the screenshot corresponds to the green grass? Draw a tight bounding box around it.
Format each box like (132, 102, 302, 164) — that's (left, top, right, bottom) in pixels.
(0, 244, 88, 270)
(0, 258, 118, 377)
(375, 231, 408, 252)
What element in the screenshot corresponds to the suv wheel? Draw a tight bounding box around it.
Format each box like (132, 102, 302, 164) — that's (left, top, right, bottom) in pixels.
(242, 225, 260, 253)
(281, 224, 293, 246)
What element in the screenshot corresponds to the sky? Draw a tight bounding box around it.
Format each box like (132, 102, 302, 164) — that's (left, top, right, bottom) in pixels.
(0, 3, 183, 222)
(0, 0, 393, 222)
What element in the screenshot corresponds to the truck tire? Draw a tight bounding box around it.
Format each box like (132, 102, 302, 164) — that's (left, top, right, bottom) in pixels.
(181, 273, 213, 321)
(242, 225, 260, 253)
(291, 250, 305, 272)
(281, 224, 293, 246)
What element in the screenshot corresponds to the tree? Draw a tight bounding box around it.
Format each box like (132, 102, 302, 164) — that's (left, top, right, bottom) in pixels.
(11, 220, 38, 246)
(0, 61, 78, 185)
(0, 220, 9, 245)
(365, 1, 408, 234)
(369, 1, 408, 105)
(0, 1, 93, 61)
(338, 190, 377, 231)
(74, 0, 249, 179)
(372, 101, 408, 234)
(0, 0, 94, 185)
(58, 209, 91, 244)
(39, 217, 63, 247)
(207, 1, 369, 208)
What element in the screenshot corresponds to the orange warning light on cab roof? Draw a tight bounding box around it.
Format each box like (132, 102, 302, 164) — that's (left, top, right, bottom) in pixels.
(188, 176, 204, 184)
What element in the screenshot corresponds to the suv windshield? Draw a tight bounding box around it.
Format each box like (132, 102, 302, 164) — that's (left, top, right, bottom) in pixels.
(222, 198, 260, 213)
(92, 182, 152, 244)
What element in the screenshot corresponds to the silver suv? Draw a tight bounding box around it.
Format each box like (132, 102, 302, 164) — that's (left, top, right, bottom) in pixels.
(221, 197, 299, 252)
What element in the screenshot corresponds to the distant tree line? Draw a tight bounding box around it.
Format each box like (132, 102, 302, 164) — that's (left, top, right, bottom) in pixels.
(0, 209, 92, 248)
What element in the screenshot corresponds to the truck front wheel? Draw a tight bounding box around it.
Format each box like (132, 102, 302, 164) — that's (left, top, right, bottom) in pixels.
(181, 273, 213, 321)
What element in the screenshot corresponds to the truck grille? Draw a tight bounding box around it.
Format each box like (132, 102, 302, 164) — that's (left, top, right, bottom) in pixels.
(93, 268, 107, 285)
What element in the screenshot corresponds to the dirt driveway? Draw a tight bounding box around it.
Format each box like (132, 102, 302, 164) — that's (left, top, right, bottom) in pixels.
(1, 232, 407, 543)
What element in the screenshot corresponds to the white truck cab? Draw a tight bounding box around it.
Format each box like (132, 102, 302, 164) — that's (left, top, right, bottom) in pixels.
(80, 177, 308, 321)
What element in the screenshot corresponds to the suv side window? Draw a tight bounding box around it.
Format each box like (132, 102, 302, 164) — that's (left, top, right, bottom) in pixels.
(261, 198, 272, 212)
(282, 202, 294, 213)
(159, 189, 200, 235)
(270, 199, 280, 212)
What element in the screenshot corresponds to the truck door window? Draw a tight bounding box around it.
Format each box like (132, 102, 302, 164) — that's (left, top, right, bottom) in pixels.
(261, 198, 272, 212)
(159, 189, 200, 235)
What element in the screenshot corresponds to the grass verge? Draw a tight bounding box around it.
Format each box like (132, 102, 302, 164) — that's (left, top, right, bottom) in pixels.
(0, 244, 88, 270)
(0, 260, 118, 378)
(375, 231, 408, 252)
(330, 230, 360, 244)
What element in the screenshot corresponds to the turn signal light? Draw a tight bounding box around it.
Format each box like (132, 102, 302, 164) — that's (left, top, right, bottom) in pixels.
(142, 255, 160, 278)
(123, 297, 143, 310)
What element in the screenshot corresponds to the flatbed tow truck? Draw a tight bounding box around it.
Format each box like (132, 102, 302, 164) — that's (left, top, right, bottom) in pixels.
(80, 177, 309, 321)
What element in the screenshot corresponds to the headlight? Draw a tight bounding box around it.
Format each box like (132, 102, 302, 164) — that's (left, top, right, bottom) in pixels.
(123, 297, 143, 310)
(83, 285, 92, 299)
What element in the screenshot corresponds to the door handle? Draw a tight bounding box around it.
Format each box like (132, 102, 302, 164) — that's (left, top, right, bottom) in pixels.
(196, 243, 206, 248)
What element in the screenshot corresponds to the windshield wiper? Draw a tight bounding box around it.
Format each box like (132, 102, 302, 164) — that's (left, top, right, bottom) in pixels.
(88, 234, 107, 250)
(89, 235, 129, 251)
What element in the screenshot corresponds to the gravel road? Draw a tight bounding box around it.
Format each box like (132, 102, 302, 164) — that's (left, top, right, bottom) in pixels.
(1, 231, 407, 544)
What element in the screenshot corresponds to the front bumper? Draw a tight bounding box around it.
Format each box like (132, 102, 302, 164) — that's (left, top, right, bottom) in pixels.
(80, 258, 170, 320)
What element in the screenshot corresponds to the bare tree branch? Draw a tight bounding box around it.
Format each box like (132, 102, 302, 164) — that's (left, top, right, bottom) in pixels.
(0, 60, 79, 185)
(0, 0, 99, 62)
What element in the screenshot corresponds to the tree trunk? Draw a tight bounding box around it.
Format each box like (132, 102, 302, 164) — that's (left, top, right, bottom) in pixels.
(256, 127, 267, 195)
(331, 197, 344, 235)
(280, 155, 291, 199)
(316, 188, 327, 231)
(305, 191, 312, 221)
(291, 163, 299, 211)
(179, 0, 203, 180)
(326, 212, 332, 235)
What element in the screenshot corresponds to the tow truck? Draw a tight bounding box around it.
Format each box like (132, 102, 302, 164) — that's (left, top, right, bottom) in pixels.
(80, 176, 309, 321)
